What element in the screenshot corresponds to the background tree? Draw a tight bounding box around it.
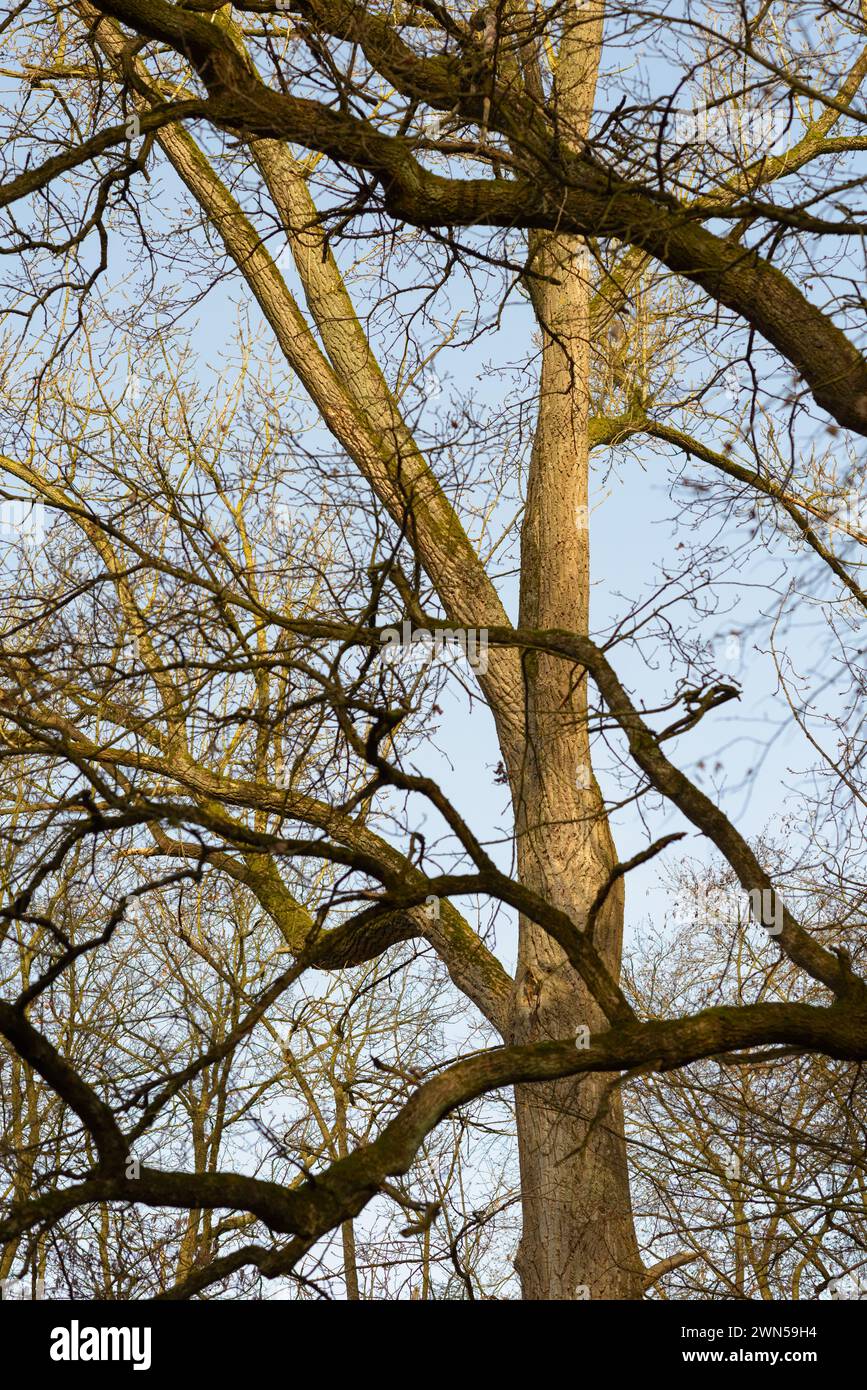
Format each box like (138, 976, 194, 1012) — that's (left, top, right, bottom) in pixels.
(626, 864, 867, 1300)
(0, 0, 866, 1301)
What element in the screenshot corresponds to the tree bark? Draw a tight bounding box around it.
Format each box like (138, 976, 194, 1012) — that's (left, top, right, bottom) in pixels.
(510, 231, 644, 1300)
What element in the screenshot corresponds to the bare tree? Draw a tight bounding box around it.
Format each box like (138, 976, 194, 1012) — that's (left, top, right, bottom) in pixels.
(1, 0, 867, 1302)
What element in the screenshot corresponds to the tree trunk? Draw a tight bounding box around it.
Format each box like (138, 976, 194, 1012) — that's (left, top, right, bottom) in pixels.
(510, 231, 644, 1300)
(335, 1092, 361, 1299)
